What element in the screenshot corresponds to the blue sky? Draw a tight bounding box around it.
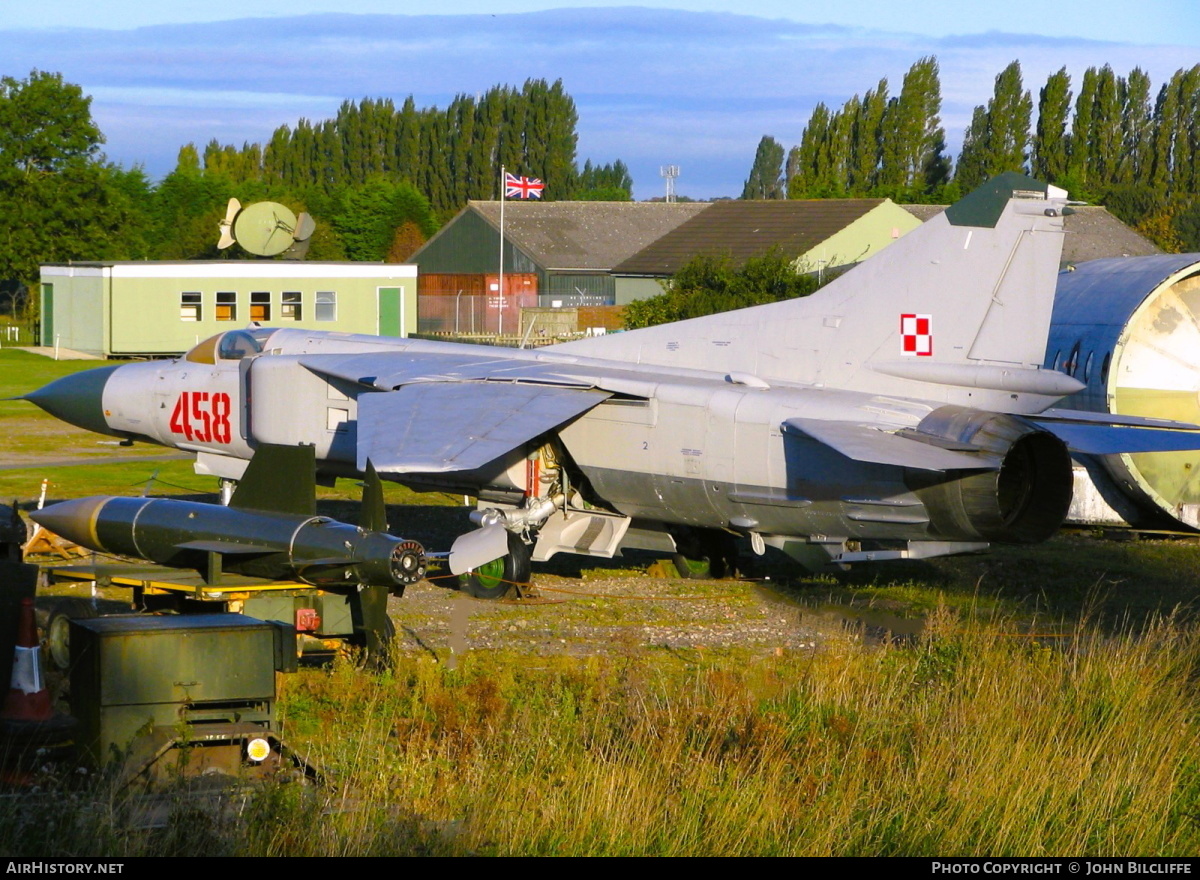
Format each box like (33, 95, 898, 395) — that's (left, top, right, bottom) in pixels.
(3, 3, 1197, 199)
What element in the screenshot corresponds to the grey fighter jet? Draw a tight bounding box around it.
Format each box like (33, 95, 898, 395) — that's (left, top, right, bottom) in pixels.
(25, 174, 1200, 595)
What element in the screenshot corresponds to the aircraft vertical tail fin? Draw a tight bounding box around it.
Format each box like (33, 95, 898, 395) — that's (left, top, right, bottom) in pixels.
(554, 173, 1075, 410)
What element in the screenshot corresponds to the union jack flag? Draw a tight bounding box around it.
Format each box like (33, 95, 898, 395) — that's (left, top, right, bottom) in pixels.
(505, 172, 544, 199)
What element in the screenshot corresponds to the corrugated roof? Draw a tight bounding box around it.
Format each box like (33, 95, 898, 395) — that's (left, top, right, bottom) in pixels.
(469, 200, 709, 271)
(614, 199, 888, 276)
(899, 204, 1162, 263)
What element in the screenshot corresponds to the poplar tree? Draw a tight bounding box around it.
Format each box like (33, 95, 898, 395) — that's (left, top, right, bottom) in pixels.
(850, 80, 888, 193)
(879, 56, 946, 197)
(1033, 67, 1072, 182)
(263, 125, 292, 184)
(575, 160, 633, 200)
(743, 136, 787, 199)
(1120, 68, 1154, 185)
(827, 106, 854, 196)
(1171, 66, 1200, 193)
(955, 106, 991, 192)
(1069, 67, 1098, 188)
(394, 97, 422, 183)
(787, 103, 832, 198)
(447, 93, 477, 207)
(955, 61, 1032, 190)
(1090, 65, 1123, 186)
(470, 89, 505, 198)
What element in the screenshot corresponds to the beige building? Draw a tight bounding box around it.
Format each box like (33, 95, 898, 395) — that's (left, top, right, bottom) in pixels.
(613, 198, 923, 304)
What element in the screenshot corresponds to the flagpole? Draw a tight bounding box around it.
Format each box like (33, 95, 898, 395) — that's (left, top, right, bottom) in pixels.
(498, 164, 505, 338)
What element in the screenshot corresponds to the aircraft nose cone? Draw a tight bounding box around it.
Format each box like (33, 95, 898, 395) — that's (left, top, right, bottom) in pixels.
(23, 365, 122, 437)
(29, 497, 110, 551)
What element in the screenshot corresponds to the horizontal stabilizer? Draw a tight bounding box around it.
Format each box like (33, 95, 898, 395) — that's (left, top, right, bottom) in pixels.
(1034, 408, 1200, 430)
(358, 383, 609, 475)
(1031, 421, 1200, 455)
(783, 417, 999, 471)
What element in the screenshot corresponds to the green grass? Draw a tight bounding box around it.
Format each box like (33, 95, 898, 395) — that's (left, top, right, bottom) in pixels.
(5, 347, 1200, 855)
(3, 610, 1198, 856)
(0, 349, 168, 475)
(0, 347, 106, 396)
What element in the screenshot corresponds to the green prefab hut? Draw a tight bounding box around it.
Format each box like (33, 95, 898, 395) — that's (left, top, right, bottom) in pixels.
(39, 262, 417, 357)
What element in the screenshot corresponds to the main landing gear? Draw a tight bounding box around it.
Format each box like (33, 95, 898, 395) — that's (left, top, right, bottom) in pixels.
(458, 533, 532, 599)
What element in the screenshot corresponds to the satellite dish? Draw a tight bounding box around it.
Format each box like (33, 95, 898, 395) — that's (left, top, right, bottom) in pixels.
(233, 202, 298, 256)
(217, 200, 316, 258)
(217, 198, 241, 249)
(294, 212, 316, 242)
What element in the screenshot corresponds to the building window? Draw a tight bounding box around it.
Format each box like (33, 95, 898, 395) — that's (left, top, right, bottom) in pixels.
(216, 291, 237, 321)
(180, 291, 202, 322)
(281, 291, 302, 320)
(250, 291, 270, 322)
(316, 291, 336, 321)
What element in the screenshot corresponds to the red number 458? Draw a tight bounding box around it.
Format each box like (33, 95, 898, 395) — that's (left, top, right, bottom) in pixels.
(169, 391, 232, 444)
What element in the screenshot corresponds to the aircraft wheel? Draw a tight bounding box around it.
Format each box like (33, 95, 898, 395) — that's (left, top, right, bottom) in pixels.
(672, 529, 740, 579)
(672, 553, 712, 579)
(706, 531, 742, 579)
(459, 533, 532, 599)
(46, 598, 99, 671)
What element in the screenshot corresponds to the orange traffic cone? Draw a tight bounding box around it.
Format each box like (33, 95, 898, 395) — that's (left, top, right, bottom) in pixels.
(2, 598, 52, 724)
(0, 598, 76, 786)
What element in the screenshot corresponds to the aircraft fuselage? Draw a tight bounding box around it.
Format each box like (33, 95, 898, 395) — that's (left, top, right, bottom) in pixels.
(57, 327, 1071, 567)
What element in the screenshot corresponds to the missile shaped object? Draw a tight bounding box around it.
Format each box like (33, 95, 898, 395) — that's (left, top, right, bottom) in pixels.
(30, 444, 426, 591)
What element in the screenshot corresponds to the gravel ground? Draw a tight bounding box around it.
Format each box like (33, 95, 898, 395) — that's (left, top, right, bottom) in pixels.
(28, 499, 865, 663)
(387, 570, 831, 660)
(33, 562, 835, 663)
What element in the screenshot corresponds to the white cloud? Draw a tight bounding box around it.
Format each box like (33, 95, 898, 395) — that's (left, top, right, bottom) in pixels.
(4, 9, 1197, 198)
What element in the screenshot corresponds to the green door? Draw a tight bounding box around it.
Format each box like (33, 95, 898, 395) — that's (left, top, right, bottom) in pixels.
(41, 284, 53, 346)
(378, 287, 402, 337)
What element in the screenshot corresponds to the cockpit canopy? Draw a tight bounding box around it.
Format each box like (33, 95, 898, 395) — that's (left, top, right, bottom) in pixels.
(184, 328, 281, 364)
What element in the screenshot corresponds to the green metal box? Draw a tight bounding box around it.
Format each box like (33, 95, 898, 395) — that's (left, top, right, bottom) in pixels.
(68, 613, 280, 768)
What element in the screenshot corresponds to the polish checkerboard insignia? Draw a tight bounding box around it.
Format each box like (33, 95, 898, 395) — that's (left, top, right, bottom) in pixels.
(900, 313, 932, 357)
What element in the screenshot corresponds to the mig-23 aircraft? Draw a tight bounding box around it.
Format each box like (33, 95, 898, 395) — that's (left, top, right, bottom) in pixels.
(26, 174, 1200, 596)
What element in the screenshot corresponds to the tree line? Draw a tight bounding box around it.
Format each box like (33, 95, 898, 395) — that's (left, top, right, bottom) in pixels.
(0, 71, 633, 316)
(743, 58, 1200, 250)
